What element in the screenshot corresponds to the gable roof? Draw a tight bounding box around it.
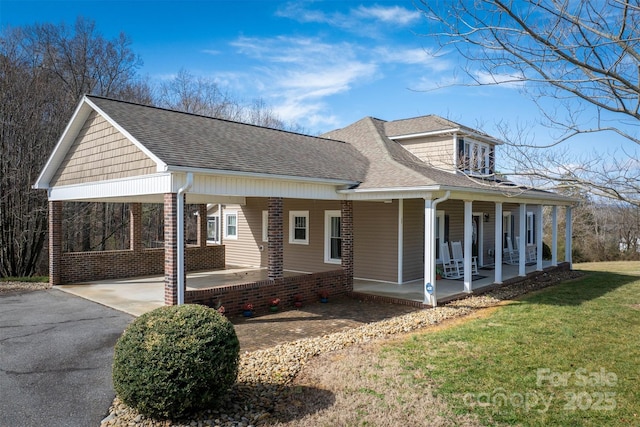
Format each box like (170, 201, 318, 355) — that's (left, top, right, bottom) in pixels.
(383, 115, 502, 144)
(35, 95, 369, 189)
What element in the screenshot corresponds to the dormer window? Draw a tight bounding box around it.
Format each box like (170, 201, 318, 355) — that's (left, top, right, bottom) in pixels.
(458, 137, 494, 176)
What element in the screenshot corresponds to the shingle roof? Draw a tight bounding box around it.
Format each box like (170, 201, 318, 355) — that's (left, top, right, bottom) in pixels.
(87, 96, 369, 183)
(322, 116, 554, 197)
(383, 115, 494, 140)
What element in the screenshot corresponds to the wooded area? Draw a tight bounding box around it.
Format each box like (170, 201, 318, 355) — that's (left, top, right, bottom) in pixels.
(2, 4, 639, 278)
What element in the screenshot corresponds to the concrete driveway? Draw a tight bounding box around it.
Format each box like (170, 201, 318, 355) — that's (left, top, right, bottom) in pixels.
(0, 289, 133, 427)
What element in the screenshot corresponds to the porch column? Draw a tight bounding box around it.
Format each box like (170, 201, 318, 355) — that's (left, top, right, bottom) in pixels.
(130, 203, 143, 252)
(268, 197, 283, 281)
(197, 204, 207, 247)
(164, 193, 178, 305)
(494, 202, 503, 284)
(219, 204, 224, 245)
(536, 205, 543, 271)
(551, 206, 558, 266)
(423, 198, 437, 306)
(518, 203, 527, 276)
(49, 201, 63, 286)
(341, 200, 354, 290)
(464, 200, 473, 293)
(397, 199, 403, 284)
(565, 206, 573, 268)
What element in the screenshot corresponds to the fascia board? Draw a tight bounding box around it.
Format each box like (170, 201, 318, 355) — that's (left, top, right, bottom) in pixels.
(166, 165, 360, 187)
(85, 97, 167, 172)
(33, 99, 92, 189)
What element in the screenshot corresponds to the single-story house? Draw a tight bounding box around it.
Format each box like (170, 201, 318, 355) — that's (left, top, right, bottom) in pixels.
(34, 95, 574, 312)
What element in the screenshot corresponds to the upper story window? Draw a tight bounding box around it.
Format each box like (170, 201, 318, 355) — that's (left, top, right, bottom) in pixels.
(458, 137, 495, 176)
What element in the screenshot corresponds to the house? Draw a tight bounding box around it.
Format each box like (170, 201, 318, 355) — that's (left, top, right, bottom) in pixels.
(34, 95, 574, 312)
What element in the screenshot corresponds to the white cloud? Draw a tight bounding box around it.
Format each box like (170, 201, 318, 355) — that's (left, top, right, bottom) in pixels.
(473, 71, 526, 88)
(353, 5, 421, 26)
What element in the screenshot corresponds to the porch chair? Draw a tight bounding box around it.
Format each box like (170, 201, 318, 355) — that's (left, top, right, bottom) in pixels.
(450, 241, 478, 275)
(515, 236, 537, 263)
(440, 242, 463, 279)
(503, 237, 519, 265)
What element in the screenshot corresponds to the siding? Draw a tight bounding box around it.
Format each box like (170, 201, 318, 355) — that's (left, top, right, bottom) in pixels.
(223, 198, 268, 267)
(397, 135, 455, 171)
(51, 111, 156, 186)
(353, 201, 398, 283)
(403, 199, 424, 282)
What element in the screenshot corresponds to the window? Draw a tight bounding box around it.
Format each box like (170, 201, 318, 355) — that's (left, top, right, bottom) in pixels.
(207, 217, 219, 242)
(526, 212, 536, 245)
(458, 137, 494, 175)
(224, 211, 238, 240)
(262, 210, 268, 242)
(435, 211, 445, 258)
(325, 211, 341, 263)
(289, 211, 309, 244)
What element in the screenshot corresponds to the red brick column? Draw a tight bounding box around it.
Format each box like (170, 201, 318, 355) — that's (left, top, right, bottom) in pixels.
(130, 203, 143, 252)
(341, 200, 354, 289)
(164, 193, 178, 305)
(49, 201, 63, 286)
(197, 204, 207, 247)
(268, 197, 283, 280)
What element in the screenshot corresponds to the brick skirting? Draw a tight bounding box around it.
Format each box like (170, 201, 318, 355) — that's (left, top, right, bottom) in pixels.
(186, 269, 349, 316)
(59, 245, 225, 284)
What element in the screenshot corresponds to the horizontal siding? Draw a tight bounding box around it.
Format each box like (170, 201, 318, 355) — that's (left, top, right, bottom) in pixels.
(398, 135, 455, 171)
(403, 199, 424, 282)
(353, 201, 398, 282)
(223, 198, 268, 267)
(52, 111, 156, 186)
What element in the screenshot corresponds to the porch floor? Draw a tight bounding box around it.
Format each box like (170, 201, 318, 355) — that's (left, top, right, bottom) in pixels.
(58, 262, 554, 316)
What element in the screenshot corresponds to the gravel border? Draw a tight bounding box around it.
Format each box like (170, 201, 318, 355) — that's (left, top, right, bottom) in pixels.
(0, 281, 51, 295)
(99, 269, 582, 427)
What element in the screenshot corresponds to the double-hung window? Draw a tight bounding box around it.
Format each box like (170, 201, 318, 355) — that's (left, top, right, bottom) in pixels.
(324, 210, 341, 263)
(459, 138, 494, 175)
(224, 211, 238, 240)
(526, 212, 536, 245)
(289, 211, 309, 244)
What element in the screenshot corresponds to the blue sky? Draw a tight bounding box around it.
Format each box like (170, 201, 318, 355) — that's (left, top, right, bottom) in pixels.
(1, 0, 634, 168)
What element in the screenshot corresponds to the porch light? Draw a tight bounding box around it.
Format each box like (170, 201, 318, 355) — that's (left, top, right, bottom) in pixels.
(484, 213, 490, 222)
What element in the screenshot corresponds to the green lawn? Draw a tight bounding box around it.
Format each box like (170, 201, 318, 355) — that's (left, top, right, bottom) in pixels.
(387, 262, 640, 426)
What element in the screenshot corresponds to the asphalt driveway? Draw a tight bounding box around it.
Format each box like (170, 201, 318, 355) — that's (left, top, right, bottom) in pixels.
(0, 289, 133, 427)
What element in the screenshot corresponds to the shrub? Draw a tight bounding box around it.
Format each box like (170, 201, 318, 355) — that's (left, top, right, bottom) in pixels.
(112, 304, 240, 420)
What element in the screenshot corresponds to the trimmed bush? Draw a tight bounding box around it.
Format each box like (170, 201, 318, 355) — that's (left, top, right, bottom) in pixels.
(112, 304, 239, 420)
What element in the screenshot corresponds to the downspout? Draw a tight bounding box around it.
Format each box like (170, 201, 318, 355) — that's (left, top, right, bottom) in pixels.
(177, 172, 193, 305)
(426, 191, 450, 307)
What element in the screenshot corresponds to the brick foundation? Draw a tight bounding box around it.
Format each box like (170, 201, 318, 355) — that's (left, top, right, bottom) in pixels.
(186, 269, 348, 316)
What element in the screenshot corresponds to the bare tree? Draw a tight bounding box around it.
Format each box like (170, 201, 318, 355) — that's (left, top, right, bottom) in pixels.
(0, 18, 148, 277)
(418, 0, 640, 206)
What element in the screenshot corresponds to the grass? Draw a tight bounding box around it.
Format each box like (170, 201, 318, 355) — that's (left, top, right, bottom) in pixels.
(386, 261, 640, 426)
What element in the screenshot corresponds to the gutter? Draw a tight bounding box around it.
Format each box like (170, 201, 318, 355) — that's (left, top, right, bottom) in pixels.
(426, 191, 450, 307)
(177, 172, 193, 305)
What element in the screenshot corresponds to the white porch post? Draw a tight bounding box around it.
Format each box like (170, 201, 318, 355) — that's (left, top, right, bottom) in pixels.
(536, 205, 543, 271)
(494, 202, 503, 284)
(424, 198, 437, 306)
(464, 200, 473, 293)
(519, 203, 527, 276)
(551, 206, 558, 266)
(565, 206, 573, 268)
(397, 199, 404, 284)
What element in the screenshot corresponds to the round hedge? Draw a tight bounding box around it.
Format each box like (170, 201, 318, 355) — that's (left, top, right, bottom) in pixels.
(112, 304, 239, 420)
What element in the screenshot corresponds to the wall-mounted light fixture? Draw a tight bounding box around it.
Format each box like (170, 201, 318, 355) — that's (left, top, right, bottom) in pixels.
(483, 212, 490, 222)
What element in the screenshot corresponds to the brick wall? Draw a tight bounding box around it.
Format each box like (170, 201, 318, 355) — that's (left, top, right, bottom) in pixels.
(186, 269, 348, 316)
(59, 245, 225, 284)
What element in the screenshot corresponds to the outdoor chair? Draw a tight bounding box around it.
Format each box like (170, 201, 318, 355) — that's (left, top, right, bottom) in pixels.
(451, 241, 478, 275)
(440, 242, 463, 279)
(503, 237, 519, 265)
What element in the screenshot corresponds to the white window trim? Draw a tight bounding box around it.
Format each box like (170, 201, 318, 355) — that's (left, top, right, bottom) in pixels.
(289, 210, 309, 245)
(261, 210, 268, 242)
(526, 211, 535, 245)
(324, 210, 341, 264)
(224, 210, 238, 240)
(461, 137, 492, 176)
